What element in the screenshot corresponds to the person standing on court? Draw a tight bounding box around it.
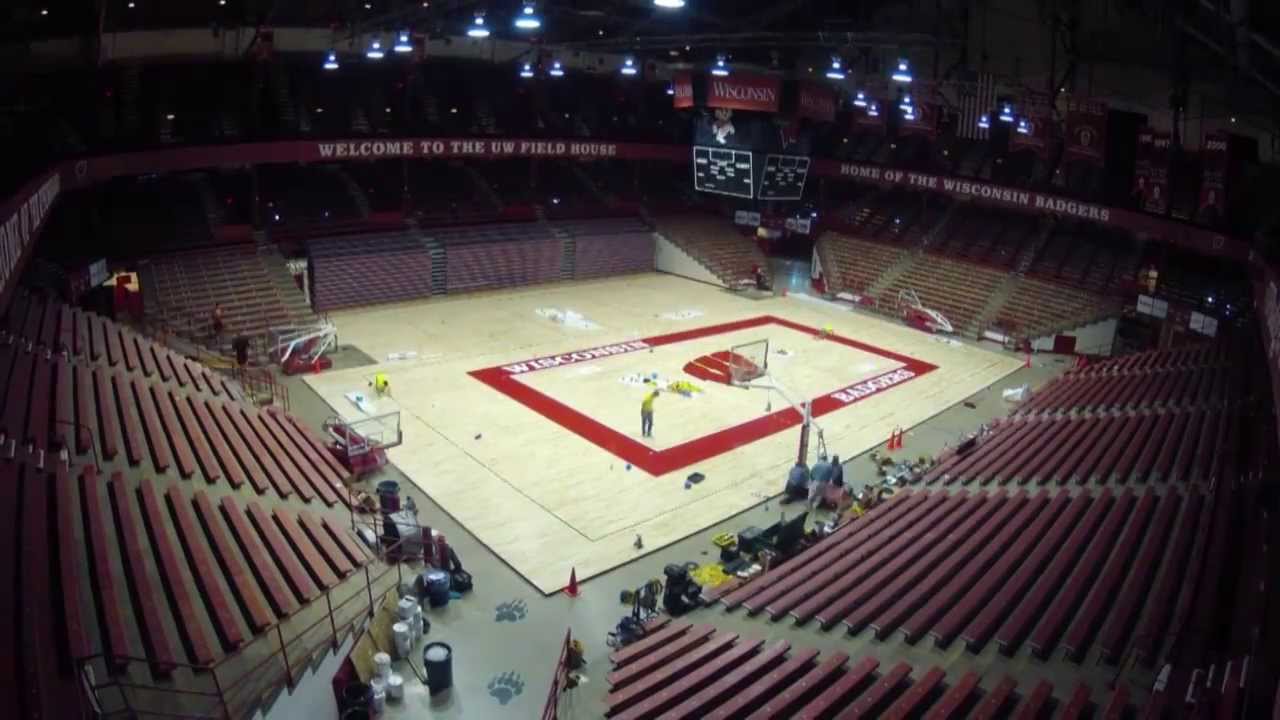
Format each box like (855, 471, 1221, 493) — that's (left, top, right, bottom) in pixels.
(641, 387, 660, 438)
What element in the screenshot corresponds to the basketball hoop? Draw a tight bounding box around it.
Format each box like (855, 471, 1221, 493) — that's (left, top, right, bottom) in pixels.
(728, 339, 769, 386)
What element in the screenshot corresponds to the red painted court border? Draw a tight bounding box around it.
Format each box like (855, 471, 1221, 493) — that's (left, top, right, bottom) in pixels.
(468, 315, 938, 475)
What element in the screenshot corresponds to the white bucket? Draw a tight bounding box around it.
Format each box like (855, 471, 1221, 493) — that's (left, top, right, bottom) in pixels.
(386, 673, 404, 701)
(372, 651, 392, 679)
(392, 622, 412, 659)
(371, 688, 386, 715)
(397, 597, 418, 620)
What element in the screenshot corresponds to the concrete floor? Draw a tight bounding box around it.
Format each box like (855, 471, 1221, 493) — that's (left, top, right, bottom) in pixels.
(274, 298, 1075, 720)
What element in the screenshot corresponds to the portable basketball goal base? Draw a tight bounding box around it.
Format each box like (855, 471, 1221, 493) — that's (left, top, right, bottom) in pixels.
(897, 289, 954, 334)
(729, 338, 828, 466)
(323, 410, 403, 478)
(269, 320, 338, 375)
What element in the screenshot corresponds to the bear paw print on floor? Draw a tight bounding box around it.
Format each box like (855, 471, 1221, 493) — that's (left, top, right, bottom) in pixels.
(487, 671, 525, 705)
(494, 599, 528, 623)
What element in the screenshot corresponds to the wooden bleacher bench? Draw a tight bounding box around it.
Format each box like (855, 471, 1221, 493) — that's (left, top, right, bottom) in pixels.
(793, 656, 879, 719)
(216, 494, 299, 618)
(109, 474, 181, 675)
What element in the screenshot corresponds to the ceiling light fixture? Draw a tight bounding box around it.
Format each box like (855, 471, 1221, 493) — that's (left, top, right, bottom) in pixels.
(977, 114, 990, 129)
(394, 31, 412, 53)
(853, 91, 867, 108)
(711, 55, 730, 77)
(515, 3, 542, 30)
(826, 57, 846, 80)
(998, 103, 1014, 122)
(467, 13, 491, 38)
(653, 0, 686, 8)
(323, 50, 340, 70)
(519, 62, 535, 78)
(891, 58, 912, 83)
(620, 56, 638, 76)
(366, 39, 385, 59)
(867, 102, 880, 117)
(548, 59, 564, 77)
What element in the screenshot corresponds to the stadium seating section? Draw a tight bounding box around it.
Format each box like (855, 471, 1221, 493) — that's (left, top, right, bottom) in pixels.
(656, 215, 771, 287)
(0, 288, 395, 719)
(606, 619, 1153, 719)
(309, 231, 434, 311)
(139, 244, 316, 349)
(817, 188, 1140, 340)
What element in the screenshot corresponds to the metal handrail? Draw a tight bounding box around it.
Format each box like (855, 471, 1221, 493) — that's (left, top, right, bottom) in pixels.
(76, 534, 411, 720)
(540, 629, 575, 720)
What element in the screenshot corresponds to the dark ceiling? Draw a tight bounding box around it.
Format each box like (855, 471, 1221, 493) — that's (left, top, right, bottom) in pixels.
(5, 0, 921, 41)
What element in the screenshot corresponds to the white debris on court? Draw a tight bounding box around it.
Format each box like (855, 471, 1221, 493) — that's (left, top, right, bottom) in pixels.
(656, 309, 705, 321)
(345, 391, 378, 415)
(536, 307, 600, 329)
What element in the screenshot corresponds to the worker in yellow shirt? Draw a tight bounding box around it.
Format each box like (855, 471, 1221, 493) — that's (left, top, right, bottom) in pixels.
(371, 372, 391, 396)
(641, 388, 660, 438)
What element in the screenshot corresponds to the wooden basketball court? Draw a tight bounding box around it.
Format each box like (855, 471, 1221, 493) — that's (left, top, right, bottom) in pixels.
(304, 274, 1023, 593)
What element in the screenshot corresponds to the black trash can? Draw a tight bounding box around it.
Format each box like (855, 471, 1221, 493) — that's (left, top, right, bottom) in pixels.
(422, 642, 453, 695)
(340, 681, 371, 712)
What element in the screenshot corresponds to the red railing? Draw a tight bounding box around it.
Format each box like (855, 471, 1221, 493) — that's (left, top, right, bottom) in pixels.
(541, 629, 575, 720)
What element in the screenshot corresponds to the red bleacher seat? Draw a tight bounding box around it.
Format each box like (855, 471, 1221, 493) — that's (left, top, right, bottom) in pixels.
(216, 494, 299, 618)
(109, 474, 180, 674)
(136, 478, 218, 665)
(793, 656, 879, 719)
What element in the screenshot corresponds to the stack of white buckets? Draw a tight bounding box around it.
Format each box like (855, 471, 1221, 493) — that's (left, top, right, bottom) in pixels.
(369, 597, 426, 715)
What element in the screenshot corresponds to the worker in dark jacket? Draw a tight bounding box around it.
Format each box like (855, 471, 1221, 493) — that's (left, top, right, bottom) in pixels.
(784, 461, 810, 502)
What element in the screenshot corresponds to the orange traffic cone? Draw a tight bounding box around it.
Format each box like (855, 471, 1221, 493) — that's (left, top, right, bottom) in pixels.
(564, 568, 581, 598)
(895, 427, 906, 450)
(885, 429, 897, 452)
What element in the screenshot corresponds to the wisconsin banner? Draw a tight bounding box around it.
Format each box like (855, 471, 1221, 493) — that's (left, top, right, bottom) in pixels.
(851, 100, 885, 133)
(706, 73, 782, 113)
(1065, 98, 1107, 164)
(1144, 131, 1172, 215)
(796, 81, 837, 123)
(1133, 128, 1154, 207)
(899, 102, 939, 137)
(1010, 90, 1056, 158)
(672, 71, 694, 109)
(1198, 130, 1228, 219)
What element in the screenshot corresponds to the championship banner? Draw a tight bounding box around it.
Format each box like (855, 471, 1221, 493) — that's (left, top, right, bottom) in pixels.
(707, 72, 782, 113)
(796, 82, 837, 123)
(852, 100, 885, 133)
(1198, 130, 1228, 218)
(1065, 97, 1107, 164)
(1133, 128, 1154, 207)
(672, 71, 694, 110)
(1144, 131, 1172, 215)
(1010, 90, 1055, 158)
(899, 102, 939, 138)
(1009, 117, 1052, 157)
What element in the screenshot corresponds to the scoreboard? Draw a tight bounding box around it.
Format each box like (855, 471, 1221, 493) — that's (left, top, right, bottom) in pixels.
(693, 146, 754, 198)
(758, 154, 811, 200)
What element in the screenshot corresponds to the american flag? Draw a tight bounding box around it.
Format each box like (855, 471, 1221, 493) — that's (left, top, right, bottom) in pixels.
(957, 73, 997, 140)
